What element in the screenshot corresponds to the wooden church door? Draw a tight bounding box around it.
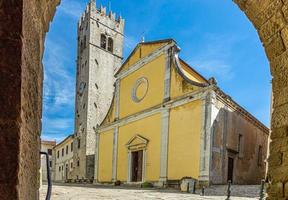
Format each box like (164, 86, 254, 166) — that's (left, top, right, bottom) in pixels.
(131, 150, 143, 182)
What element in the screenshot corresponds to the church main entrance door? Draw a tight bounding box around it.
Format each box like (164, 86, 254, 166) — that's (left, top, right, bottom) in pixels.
(131, 150, 143, 182)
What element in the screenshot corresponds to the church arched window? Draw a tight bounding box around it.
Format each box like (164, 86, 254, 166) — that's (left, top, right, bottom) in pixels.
(100, 34, 107, 49)
(108, 37, 113, 53)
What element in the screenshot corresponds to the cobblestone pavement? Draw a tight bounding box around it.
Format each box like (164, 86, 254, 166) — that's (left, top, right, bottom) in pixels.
(40, 183, 262, 200)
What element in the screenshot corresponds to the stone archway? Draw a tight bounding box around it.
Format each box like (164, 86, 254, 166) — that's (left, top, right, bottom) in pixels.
(0, 0, 60, 199)
(233, 0, 288, 198)
(0, 0, 287, 199)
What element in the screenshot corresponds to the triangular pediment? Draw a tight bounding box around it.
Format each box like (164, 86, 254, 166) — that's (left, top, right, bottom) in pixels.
(116, 39, 174, 75)
(126, 134, 149, 150)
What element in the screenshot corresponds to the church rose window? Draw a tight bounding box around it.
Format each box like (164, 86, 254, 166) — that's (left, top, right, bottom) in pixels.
(100, 34, 107, 49)
(131, 77, 149, 103)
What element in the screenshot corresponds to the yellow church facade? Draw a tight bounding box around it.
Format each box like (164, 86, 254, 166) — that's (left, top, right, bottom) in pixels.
(93, 39, 269, 186)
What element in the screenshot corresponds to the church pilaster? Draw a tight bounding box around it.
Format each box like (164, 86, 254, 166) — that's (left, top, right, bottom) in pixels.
(93, 130, 100, 184)
(112, 127, 119, 182)
(159, 108, 170, 186)
(198, 89, 216, 185)
(115, 79, 120, 120)
(163, 48, 172, 102)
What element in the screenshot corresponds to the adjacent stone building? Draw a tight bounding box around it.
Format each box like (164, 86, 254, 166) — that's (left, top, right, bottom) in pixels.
(52, 135, 74, 182)
(73, 0, 125, 180)
(93, 39, 269, 186)
(40, 140, 56, 182)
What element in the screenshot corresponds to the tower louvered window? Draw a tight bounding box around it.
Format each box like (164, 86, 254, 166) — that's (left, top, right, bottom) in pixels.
(108, 38, 113, 53)
(100, 34, 107, 49)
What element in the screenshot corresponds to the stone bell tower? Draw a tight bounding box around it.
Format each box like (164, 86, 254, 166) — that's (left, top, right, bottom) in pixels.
(73, 0, 124, 180)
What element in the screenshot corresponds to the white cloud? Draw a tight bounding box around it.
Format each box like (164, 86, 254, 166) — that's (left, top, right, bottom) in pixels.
(186, 33, 243, 81)
(189, 59, 234, 81)
(43, 117, 73, 131)
(42, 37, 75, 140)
(43, 38, 75, 113)
(41, 117, 74, 142)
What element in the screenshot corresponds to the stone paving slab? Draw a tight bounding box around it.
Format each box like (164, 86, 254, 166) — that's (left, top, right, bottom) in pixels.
(40, 183, 261, 200)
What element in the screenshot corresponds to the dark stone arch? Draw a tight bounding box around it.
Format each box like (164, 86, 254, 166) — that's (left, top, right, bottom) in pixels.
(0, 0, 287, 199)
(233, 1, 288, 199)
(0, 0, 60, 199)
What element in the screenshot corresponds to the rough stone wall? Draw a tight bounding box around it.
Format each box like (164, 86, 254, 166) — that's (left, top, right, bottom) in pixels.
(0, 1, 23, 199)
(73, 1, 124, 180)
(210, 98, 269, 185)
(233, 0, 288, 199)
(0, 0, 59, 199)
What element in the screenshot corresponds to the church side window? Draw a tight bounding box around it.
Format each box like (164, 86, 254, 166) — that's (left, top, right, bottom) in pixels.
(238, 134, 244, 158)
(57, 150, 59, 158)
(100, 34, 107, 49)
(62, 148, 64, 156)
(108, 37, 113, 53)
(258, 145, 263, 166)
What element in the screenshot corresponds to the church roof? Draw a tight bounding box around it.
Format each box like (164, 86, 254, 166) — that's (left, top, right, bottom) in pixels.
(116, 38, 211, 87)
(116, 39, 176, 75)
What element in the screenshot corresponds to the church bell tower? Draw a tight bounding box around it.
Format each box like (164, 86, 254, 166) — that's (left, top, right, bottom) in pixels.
(73, 0, 124, 180)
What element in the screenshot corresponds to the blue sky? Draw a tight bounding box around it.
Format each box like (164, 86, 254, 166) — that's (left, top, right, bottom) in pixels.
(42, 0, 271, 142)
